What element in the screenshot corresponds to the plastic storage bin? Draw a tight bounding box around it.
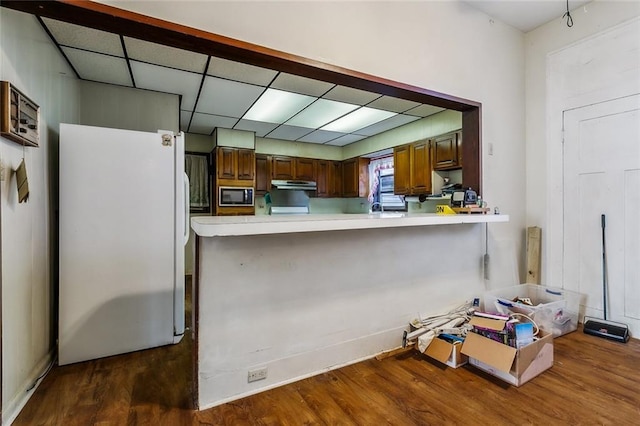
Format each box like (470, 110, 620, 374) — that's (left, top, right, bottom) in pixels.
(484, 284, 582, 337)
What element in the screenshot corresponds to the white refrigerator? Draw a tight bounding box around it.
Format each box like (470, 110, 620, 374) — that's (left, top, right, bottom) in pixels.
(58, 123, 188, 366)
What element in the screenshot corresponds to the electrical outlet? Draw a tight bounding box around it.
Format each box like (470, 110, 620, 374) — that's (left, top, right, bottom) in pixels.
(248, 367, 268, 383)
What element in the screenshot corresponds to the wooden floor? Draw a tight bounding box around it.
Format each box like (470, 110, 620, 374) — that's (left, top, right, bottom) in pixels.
(15, 321, 640, 424)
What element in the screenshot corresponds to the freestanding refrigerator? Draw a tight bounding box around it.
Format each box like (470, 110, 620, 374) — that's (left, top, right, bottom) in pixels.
(58, 123, 188, 366)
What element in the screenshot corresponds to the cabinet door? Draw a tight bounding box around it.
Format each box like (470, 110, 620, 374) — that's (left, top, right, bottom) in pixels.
(411, 140, 431, 194)
(237, 149, 255, 180)
(217, 147, 236, 179)
(329, 161, 343, 197)
(433, 132, 459, 170)
(316, 160, 329, 197)
(295, 157, 316, 181)
(255, 154, 270, 194)
(342, 158, 358, 197)
(393, 145, 411, 195)
(342, 157, 369, 198)
(271, 155, 295, 180)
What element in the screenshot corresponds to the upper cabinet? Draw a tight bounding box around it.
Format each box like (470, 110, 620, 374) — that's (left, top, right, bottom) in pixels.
(295, 157, 316, 181)
(316, 159, 343, 198)
(393, 144, 411, 195)
(342, 157, 369, 198)
(255, 154, 270, 195)
(410, 140, 432, 194)
(216, 146, 255, 181)
(433, 131, 462, 171)
(393, 140, 431, 195)
(271, 155, 296, 180)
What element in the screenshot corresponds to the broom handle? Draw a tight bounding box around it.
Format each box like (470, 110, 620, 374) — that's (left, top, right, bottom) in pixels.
(602, 214, 607, 321)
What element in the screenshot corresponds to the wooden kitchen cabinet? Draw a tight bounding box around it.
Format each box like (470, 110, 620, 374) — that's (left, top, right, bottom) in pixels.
(295, 157, 316, 181)
(393, 144, 411, 195)
(315, 160, 342, 198)
(237, 149, 255, 180)
(329, 161, 342, 197)
(411, 140, 431, 194)
(433, 131, 461, 170)
(216, 146, 255, 181)
(342, 157, 369, 198)
(271, 155, 295, 180)
(255, 153, 270, 195)
(393, 140, 432, 195)
(316, 160, 329, 197)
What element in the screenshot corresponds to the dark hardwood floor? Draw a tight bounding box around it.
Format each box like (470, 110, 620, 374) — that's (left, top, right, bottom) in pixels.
(14, 287, 640, 425)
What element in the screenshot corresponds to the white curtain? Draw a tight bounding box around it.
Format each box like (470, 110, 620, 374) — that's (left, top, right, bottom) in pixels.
(185, 154, 209, 209)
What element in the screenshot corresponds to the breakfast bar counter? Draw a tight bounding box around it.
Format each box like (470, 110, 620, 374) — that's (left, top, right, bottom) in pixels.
(191, 212, 509, 237)
(191, 212, 509, 410)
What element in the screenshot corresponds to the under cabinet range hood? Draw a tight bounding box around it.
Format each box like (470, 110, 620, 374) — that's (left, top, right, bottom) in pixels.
(271, 179, 317, 190)
(268, 188, 310, 215)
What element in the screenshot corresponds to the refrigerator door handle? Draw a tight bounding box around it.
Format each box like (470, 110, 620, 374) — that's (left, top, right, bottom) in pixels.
(183, 172, 190, 245)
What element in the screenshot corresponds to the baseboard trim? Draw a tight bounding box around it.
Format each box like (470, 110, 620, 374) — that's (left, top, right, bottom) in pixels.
(2, 350, 54, 426)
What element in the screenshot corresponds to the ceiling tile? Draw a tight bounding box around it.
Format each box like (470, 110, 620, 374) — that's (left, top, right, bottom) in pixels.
(189, 112, 238, 135)
(265, 125, 314, 141)
(404, 104, 446, 117)
(123, 37, 208, 73)
(355, 114, 421, 137)
(367, 96, 421, 113)
(244, 89, 315, 124)
(324, 134, 367, 146)
(42, 18, 123, 56)
(196, 76, 264, 117)
(322, 85, 381, 105)
(180, 110, 193, 132)
(271, 73, 334, 97)
(130, 61, 202, 110)
(298, 129, 345, 144)
(208, 57, 278, 86)
(234, 119, 278, 137)
(61, 47, 131, 86)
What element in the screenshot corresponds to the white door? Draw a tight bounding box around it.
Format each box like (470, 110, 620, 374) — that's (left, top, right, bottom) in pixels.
(563, 95, 640, 337)
(59, 124, 178, 365)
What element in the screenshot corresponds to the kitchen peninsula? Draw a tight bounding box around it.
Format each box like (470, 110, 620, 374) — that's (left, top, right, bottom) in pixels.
(191, 212, 508, 409)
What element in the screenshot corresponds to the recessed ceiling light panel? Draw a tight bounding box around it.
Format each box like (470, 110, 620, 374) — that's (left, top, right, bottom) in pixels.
(243, 89, 315, 124)
(321, 107, 397, 133)
(286, 99, 358, 129)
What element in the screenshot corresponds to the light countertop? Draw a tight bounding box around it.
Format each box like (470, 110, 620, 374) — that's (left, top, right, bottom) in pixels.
(191, 212, 509, 237)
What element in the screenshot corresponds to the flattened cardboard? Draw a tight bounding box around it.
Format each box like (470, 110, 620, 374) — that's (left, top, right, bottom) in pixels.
(426, 337, 454, 363)
(468, 316, 506, 331)
(461, 331, 516, 373)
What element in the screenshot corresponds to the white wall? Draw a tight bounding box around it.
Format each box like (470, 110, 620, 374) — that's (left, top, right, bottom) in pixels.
(102, 0, 527, 287)
(525, 0, 640, 284)
(0, 8, 80, 425)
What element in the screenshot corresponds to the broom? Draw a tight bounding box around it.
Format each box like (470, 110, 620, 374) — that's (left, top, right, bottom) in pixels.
(583, 214, 630, 343)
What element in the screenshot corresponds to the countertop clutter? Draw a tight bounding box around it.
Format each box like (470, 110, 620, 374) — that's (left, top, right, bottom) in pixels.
(191, 212, 509, 237)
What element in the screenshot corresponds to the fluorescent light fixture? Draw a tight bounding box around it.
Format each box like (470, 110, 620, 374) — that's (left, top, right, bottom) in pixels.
(286, 99, 359, 128)
(243, 88, 315, 124)
(321, 107, 397, 133)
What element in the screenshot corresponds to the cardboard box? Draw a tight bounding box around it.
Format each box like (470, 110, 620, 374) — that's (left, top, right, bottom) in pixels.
(424, 337, 468, 368)
(461, 317, 554, 386)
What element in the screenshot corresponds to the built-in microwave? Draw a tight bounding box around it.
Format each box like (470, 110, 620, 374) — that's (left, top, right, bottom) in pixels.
(218, 186, 254, 207)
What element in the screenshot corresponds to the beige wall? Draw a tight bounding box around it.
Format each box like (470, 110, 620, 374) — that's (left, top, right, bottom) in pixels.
(79, 81, 179, 133)
(1, 8, 81, 424)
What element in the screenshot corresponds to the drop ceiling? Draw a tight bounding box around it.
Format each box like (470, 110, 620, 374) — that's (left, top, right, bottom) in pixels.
(39, 17, 445, 147)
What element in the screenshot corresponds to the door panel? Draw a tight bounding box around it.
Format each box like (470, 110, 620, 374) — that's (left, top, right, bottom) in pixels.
(563, 95, 640, 335)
